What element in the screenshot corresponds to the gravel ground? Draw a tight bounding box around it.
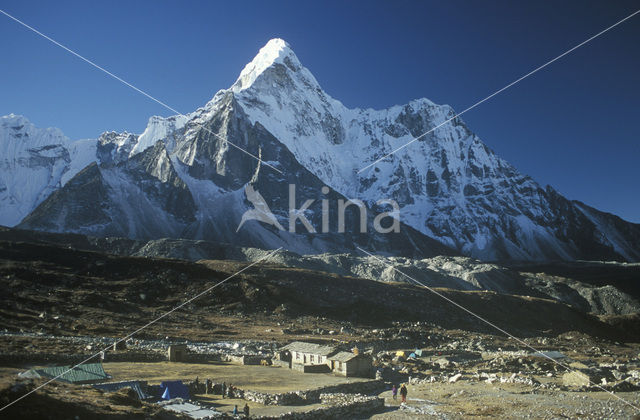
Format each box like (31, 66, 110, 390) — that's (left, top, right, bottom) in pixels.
(372, 381, 640, 419)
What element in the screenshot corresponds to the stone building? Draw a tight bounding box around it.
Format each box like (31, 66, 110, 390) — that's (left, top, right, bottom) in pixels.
(282, 341, 336, 367)
(328, 351, 373, 377)
(278, 341, 372, 377)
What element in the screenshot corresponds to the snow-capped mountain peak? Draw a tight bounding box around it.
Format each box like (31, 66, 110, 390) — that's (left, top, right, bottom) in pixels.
(223, 39, 640, 261)
(232, 38, 302, 92)
(2, 40, 639, 262)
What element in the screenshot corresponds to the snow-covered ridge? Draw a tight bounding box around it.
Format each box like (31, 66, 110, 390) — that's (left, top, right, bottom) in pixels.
(0, 112, 185, 226)
(222, 40, 536, 257)
(220, 39, 639, 261)
(1, 114, 69, 151)
(0, 114, 95, 226)
(131, 114, 189, 156)
(224, 40, 460, 201)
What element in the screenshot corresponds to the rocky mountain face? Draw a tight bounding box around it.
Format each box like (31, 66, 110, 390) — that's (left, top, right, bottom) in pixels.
(225, 40, 640, 261)
(2, 39, 639, 261)
(17, 92, 451, 257)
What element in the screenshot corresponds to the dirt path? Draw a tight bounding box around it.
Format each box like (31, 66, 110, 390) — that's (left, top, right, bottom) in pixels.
(371, 382, 640, 419)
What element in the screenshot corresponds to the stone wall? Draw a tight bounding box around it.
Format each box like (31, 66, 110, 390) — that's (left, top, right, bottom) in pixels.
(253, 393, 384, 419)
(184, 353, 223, 363)
(242, 389, 303, 406)
(222, 354, 270, 365)
(239, 379, 383, 406)
(0, 351, 167, 366)
(0, 350, 227, 365)
(272, 359, 290, 368)
(291, 363, 330, 374)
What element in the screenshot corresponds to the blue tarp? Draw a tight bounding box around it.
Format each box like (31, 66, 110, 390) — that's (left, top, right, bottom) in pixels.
(160, 380, 190, 400)
(93, 381, 150, 400)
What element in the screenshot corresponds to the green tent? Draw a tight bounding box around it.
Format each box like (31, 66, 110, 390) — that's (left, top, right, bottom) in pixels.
(22, 363, 109, 384)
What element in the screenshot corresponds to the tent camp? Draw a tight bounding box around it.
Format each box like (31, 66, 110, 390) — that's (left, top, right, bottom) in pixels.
(408, 349, 423, 359)
(160, 380, 190, 400)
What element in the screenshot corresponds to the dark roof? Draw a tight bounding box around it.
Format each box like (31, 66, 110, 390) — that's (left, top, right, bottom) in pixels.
(93, 381, 150, 400)
(281, 341, 337, 356)
(329, 351, 360, 362)
(27, 363, 109, 384)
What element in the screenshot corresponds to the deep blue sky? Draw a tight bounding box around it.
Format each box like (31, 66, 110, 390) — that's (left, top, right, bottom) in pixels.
(1, 1, 638, 222)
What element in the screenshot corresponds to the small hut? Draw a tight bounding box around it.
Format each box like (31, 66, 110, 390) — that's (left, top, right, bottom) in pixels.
(113, 341, 127, 351)
(329, 351, 372, 377)
(168, 344, 188, 362)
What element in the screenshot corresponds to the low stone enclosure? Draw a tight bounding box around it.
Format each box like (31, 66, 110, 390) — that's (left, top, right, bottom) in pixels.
(210, 393, 384, 420)
(189, 378, 383, 406)
(187, 378, 385, 419)
(254, 393, 385, 420)
(238, 379, 383, 406)
(0, 351, 169, 366)
(291, 363, 330, 374)
(0, 348, 235, 366)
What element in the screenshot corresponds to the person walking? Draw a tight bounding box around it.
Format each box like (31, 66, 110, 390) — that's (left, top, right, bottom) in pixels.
(400, 383, 408, 403)
(391, 384, 398, 401)
(221, 382, 227, 399)
(233, 405, 238, 415)
(243, 403, 250, 417)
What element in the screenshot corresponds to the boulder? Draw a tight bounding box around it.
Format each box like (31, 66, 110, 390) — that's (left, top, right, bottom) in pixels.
(435, 358, 451, 369)
(562, 371, 592, 387)
(449, 373, 462, 383)
(568, 361, 589, 370)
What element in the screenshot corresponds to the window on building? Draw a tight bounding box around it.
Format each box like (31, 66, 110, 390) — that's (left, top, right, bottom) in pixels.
(310, 354, 315, 362)
(296, 353, 300, 360)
